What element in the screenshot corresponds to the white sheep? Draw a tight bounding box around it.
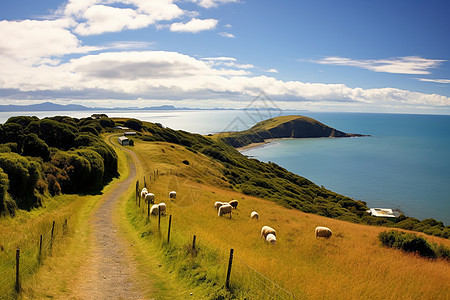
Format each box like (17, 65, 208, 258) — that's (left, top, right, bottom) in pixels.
(169, 191, 177, 199)
(250, 211, 259, 220)
(315, 226, 332, 238)
(260, 226, 276, 239)
(150, 204, 159, 215)
(218, 204, 232, 218)
(144, 193, 155, 203)
(158, 202, 166, 215)
(214, 201, 225, 210)
(140, 188, 148, 199)
(266, 233, 276, 244)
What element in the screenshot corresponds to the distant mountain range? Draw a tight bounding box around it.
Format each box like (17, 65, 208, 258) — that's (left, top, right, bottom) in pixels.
(0, 102, 291, 112)
(0, 102, 194, 112)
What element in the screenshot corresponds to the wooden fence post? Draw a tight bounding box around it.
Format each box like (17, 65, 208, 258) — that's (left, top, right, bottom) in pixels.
(15, 248, 20, 292)
(50, 220, 55, 254)
(167, 215, 172, 243)
(158, 208, 161, 229)
(38, 235, 43, 263)
(192, 235, 196, 250)
(226, 248, 234, 289)
(147, 200, 150, 221)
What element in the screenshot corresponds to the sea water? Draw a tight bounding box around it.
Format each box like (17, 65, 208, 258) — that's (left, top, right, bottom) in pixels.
(1, 110, 449, 224)
(241, 113, 450, 225)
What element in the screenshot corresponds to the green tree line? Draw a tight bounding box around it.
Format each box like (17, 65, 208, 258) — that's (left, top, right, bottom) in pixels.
(0, 116, 118, 215)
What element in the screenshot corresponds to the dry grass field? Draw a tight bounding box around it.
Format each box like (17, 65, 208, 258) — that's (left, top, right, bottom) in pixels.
(130, 140, 450, 299)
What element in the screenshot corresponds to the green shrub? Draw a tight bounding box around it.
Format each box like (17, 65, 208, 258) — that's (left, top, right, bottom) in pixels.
(123, 119, 143, 131)
(22, 133, 50, 161)
(378, 230, 449, 259)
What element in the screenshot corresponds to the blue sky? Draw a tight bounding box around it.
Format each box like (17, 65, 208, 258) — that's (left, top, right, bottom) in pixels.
(0, 0, 449, 113)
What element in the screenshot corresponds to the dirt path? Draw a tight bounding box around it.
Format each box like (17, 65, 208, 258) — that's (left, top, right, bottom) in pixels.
(70, 144, 144, 299)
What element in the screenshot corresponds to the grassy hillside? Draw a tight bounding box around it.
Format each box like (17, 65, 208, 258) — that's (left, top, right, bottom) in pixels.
(117, 118, 449, 239)
(127, 138, 450, 299)
(214, 115, 365, 148)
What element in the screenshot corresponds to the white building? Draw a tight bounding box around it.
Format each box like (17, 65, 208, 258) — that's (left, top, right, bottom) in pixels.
(118, 136, 130, 146)
(368, 208, 397, 220)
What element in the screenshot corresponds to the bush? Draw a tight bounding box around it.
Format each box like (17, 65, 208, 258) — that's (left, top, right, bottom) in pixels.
(378, 230, 449, 259)
(22, 133, 50, 161)
(123, 119, 143, 131)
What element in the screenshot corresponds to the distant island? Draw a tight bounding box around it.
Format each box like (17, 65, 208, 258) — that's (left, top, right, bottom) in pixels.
(216, 115, 368, 148)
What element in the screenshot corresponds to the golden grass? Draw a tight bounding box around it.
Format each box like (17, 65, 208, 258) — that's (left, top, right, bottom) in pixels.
(131, 139, 450, 299)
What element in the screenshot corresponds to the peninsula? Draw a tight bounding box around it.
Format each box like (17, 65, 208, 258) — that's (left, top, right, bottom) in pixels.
(216, 115, 368, 148)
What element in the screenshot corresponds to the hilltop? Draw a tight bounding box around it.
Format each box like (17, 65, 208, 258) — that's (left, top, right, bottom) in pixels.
(216, 115, 367, 148)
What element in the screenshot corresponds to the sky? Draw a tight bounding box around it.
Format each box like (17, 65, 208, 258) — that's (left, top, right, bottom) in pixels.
(1, 0, 450, 114)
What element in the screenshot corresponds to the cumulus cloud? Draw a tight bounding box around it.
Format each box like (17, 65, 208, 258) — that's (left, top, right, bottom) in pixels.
(1, 50, 449, 109)
(65, 0, 185, 36)
(313, 56, 445, 75)
(0, 19, 96, 63)
(266, 69, 279, 73)
(170, 18, 218, 33)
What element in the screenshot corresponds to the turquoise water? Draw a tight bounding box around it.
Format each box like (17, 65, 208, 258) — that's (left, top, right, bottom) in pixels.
(1, 110, 448, 224)
(241, 113, 450, 225)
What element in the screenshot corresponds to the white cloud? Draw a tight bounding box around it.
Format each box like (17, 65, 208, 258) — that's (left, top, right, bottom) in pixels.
(65, 0, 185, 36)
(170, 18, 218, 33)
(417, 78, 450, 84)
(224, 24, 232, 28)
(1, 50, 449, 109)
(189, 0, 239, 9)
(0, 19, 97, 63)
(219, 32, 235, 38)
(313, 56, 446, 75)
(266, 69, 278, 73)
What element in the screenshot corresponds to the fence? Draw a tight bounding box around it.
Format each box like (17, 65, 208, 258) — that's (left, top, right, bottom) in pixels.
(0, 219, 69, 299)
(134, 173, 297, 299)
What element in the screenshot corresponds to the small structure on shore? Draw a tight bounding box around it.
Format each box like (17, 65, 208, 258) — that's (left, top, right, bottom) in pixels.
(118, 136, 130, 146)
(368, 208, 398, 221)
(124, 131, 137, 136)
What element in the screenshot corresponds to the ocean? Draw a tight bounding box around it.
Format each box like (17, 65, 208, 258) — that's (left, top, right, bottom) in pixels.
(1, 110, 449, 225)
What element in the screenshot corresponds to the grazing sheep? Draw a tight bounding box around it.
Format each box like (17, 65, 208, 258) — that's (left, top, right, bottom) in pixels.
(140, 188, 148, 199)
(266, 233, 276, 245)
(315, 226, 332, 238)
(214, 201, 225, 210)
(150, 204, 159, 215)
(218, 204, 232, 218)
(250, 211, 259, 220)
(145, 193, 155, 204)
(158, 202, 166, 215)
(169, 191, 177, 199)
(228, 200, 238, 209)
(260, 226, 276, 239)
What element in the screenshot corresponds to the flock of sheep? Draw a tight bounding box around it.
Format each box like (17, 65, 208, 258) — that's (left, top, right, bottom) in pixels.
(140, 187, 177, 216)
(140, 187, 333, 245)
(214, 200, 333, 245)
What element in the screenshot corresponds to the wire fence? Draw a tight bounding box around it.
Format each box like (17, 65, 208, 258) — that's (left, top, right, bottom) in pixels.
(134, 172, 297, 299)
(0, 219, 70, 299)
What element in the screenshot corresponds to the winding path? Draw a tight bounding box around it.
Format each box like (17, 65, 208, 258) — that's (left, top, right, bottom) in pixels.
(70, 140, 144, 299)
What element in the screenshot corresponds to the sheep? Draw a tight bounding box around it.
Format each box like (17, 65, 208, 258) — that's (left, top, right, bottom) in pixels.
(218, 204, 232, 218)
(214, 201, 225, 210)
(140, 188, 148, 199)
(266, 233, 276, 245)
(169, 191, 177, 199)
(250, 211, 259, 220)
(260, 226, 276, 239)
(150, 204, 159, 215)
(315, 226, 332, 238)
(228, 199, 238, 209)
(144, 193, 155, 204)
(158, 202, 166, 215)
